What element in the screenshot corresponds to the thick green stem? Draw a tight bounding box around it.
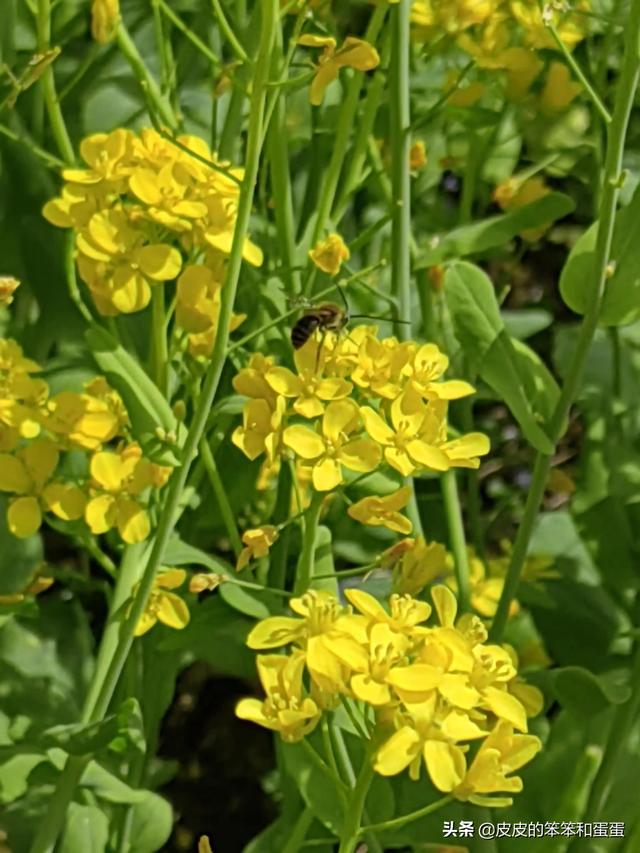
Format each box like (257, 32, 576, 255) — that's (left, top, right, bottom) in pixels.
(27, 4, 278, 849)
(268, 95, 301, 295)
(293, 491, 324, 594)
(389, 0, 411, 340)
(337, 756, 375, 853)
(441, 470, 471, 612)
(151, 284, 168, 395)
(116, 22, 177, 128)
(36, 0, 74, 163)
(489, 0, 640, 642)
(200, 437, 243, 556)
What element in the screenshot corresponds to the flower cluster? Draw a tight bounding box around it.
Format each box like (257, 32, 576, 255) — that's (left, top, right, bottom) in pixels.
(232, 329, 489, 492)
(237, 584, 542, 805)
(0, 337, 170, 541)
(43, 128, 259, 354)
(412, 0, 588, 116)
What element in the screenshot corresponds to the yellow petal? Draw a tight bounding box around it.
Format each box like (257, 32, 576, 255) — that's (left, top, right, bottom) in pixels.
(85, 494, 117, 534)
(374, 726, 421, 776)
(7, 496, 41, 538)
(0, 454, 30, 493)
(360, 406, 393, 445)
(432, 584, 458, 627)
(136, 244, 183, 281)
(351, 674, 391, 706)
(407, 440, 450, 471)
(116, 498, 151, 543)
(157, 591, 190, 630)
(42, 483, 87, 520)
(283, 425, 325, 460)
(134, 609, 158, 637)
(482, 687, 528, 732)
(312, 457, 342, 491)
(339, 438, 381, 473)
(334, 38, 380, 72)
(423, 740, 466, 792)
(266, 367, 302, 397)
(322, 399, 359, 443)
(246, 616, 302, 649)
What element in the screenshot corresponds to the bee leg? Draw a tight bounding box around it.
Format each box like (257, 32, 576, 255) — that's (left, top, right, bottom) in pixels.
(315, 329, 327, 375)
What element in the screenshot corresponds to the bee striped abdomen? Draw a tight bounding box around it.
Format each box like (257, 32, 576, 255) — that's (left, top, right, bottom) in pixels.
(290, 303, 348, 349)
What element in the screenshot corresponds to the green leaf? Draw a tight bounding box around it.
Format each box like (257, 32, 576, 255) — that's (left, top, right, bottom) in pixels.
(550, 666, 631, 718)
(79, 761, 147, 804)
(416, 193, 575, 268)
(281, 734, 343, 834)
(60, 803, 109, 853)
(164, 537, 234, 575)
(559, 183, 640, 325)
(502, 309, 553, 340)
(124, 791, 173, 853)
(85, 324, 183, 463)
(445, 262, 559, 453)
(39, 698, 145, 757)
(0, 753, 46, 804)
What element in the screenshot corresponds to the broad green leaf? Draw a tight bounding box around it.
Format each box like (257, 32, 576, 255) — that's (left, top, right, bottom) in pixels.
(79, 760, 147, 804)
(445, 262, 559, 453)
(220, 582, 272, 620)
(0, 754, 45, 803)
(125, 791, 173, 853)
(559, 183, 640, 325)
(281, 734, 343, 834)
(60, 803, 109, 853)
(164, 537, 234, 575)
(550, 666, 631, 718)
(417, 193, 574, 268)
(502, 309, 553, 340)
(85, 325, 183, 464)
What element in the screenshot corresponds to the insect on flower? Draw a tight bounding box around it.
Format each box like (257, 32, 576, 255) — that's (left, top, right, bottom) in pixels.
(290, 285, 410, 353)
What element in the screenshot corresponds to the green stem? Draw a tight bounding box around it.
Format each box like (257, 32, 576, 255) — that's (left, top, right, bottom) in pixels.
(361, 794, 453, 834)
(337, 754, 375, 853)
(116, 21, 177, 128)
(281, 807, 314, 853)
(584, 641, 640, 821)
(211, 0, 249, 64)
(441, 470, 471, 613)
(199, 437, 243, 556)
(27, 5, 278, 849)
(300, 737, 349, 796)
(268, 94, 301, 295)
(0, 121, 64, 168)
(35, 0, 74, 163)
(293, 491, 324, 594)
(157, 0, 221, 69)
(546, 20, 611, 125)
(490, 0, 640, 642)
(151, 284, 168, 395)
(389, 0, 411, 340)
(305, 2, 387, 282)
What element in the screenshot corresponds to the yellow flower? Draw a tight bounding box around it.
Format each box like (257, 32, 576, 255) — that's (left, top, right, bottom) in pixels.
(404, 343, 476, 401)
(374, 700, 471, 789)
(345, 588, 432, 637)
(298, 35, 380, 105)
(453, 720, 542, 807)
(76, 208, 182, 314)
(266, 339, 352, 419)
(360, 392, 437, 476)
(233, 354, 279, 404)
(232, 395, 287, 463)
(0, 339, 48, 440)
(46, 390, 121, 450)
(283, 399, 381, 491)
(0, 276, 20, 306)
(189, 573, 226, 593)
(539, 62, 582, 115)
(198, 837, 213, 853)
(494, 175, 551, 243)
(0, 438, 86, 538)
(409, 141, 428, 171)
(91, 0, 119, 44)
(308, 234, 350, 276)
(236, 651, 321, 742)
(134, 568, 190, 636)
(387, 536, 450, 596)
(246, 589, 367, 694)
(176, 263, 245, 357)
(84, 443, 171, 543)
(325, 621, 409, 706)
(237, 525, 279, 571)
(348, 486, 413, 534)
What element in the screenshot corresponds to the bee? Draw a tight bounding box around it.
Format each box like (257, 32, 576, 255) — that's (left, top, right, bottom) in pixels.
(290, 302, 349, 350)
